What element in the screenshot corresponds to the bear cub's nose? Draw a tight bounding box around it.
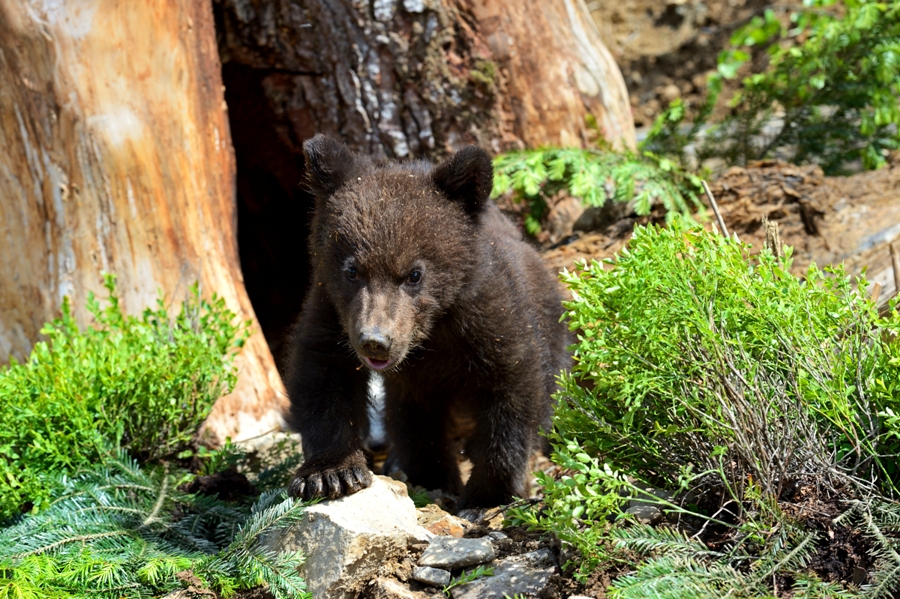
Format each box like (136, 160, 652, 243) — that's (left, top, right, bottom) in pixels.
(360, 330, 392, 359)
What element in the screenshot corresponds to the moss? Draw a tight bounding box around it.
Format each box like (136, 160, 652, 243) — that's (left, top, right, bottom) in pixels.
(470, 59, 499, 91)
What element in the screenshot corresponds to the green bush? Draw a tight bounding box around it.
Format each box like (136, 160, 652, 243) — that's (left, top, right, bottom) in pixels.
(648, 0, 900, 174)
(0, 451, 310, 599)
(0, 275, 248, 519)
(556, 222, 900, 501)
(514, 223, 900, 592)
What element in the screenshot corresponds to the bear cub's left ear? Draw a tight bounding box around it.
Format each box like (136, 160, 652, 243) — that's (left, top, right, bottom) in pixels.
(432, 146, 493, 216)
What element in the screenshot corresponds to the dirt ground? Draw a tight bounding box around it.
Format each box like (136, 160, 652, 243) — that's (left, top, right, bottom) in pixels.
(589, 0, 805, 128)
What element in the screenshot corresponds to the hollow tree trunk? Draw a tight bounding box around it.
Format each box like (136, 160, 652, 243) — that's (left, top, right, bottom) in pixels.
(0, 0, 285, 444)
(213, 0, 636, 160)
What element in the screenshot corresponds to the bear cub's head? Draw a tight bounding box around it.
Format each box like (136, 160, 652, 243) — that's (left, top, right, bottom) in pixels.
(303, 134, 494, 373)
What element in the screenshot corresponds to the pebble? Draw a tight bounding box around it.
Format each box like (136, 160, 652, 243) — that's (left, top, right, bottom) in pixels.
(625, 503, 664, 525)
(411, 566, 452, 587)
(418, 536, 496, 570)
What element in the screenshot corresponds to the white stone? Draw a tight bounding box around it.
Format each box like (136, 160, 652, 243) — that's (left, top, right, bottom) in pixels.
(264, 476, 432, 599)
(418, 536, 496, 570)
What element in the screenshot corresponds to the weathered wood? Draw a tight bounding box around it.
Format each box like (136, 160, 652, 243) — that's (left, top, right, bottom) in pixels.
(468, 0, 635, 151)
(763, 216, 784, 261)
(0, 0, 286, 444)
(213, 0, 635, 159)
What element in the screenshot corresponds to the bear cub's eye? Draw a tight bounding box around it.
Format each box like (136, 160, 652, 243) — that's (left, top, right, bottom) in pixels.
(406, 270, 422, 285)
(346, 266, 358, 281)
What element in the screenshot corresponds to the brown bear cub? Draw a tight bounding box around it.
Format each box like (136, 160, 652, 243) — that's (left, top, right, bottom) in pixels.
(285, 134, 570, 509)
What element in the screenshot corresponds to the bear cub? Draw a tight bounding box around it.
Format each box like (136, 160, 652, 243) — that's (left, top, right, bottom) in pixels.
(285, 134, 570, 509)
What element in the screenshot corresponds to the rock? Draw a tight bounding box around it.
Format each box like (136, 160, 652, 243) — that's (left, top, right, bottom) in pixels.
(545, 196, 585, 244)
(661, 83, 681, 103)
(450, 549, 557, 599)
(417, 503, 468, 537)
(486, 531, 508, 541)
(367, 578, 431, 599)
(573, 200, 632, 233)
(418, 537, 496, 570)
(263, 475, 433, 599)
(412, 566, 452, 587)
(625, 503, 663, 525)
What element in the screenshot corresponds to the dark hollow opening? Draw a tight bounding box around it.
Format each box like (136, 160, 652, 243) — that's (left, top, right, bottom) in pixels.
(222, 62, 314, 365)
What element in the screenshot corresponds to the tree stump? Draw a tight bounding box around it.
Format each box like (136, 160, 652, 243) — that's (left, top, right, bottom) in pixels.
(0, 0, 285, 444)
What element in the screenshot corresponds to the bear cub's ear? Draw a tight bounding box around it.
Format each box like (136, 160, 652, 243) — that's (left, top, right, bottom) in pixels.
(432, 146, 493, 216)
(303, 134, 357, 198)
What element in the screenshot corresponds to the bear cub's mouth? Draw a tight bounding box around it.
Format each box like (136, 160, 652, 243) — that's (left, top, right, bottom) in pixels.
(362, 355, 392, 371)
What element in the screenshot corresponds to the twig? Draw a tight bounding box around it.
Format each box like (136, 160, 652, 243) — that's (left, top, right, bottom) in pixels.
(890, 241, 900, 295)
(141, 463, 169, 528)
(701, 180, 729, 237)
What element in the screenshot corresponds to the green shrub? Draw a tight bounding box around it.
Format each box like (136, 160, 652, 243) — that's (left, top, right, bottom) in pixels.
(713, 0, 900, 172)
(0, 451, 310, 599)
(648, 0, 900, 174)
(556, 222, 900, 500)
(514, 223, 900, 591)
(0, 275, 248, 519)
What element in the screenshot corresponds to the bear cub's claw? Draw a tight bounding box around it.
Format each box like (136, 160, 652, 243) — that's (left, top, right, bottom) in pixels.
(288, 450, 373, 501)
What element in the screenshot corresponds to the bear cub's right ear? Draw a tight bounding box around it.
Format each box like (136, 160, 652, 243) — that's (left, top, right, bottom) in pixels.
(303, 134, 356, 198)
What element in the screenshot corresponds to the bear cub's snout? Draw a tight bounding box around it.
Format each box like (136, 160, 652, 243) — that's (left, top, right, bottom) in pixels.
(284, 134, 571, 510)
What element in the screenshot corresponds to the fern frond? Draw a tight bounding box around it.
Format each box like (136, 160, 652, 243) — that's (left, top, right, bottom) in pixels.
(609, 555, 761, 599)
(611, 524, 721, 560)
(0, 457, 309, 599)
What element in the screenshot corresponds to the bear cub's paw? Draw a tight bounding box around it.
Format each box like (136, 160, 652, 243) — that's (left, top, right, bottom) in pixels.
(288, 449, 373, 501)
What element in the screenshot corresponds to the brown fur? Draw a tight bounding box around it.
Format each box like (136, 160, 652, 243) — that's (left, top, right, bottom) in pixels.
(285, 135, 570, 509)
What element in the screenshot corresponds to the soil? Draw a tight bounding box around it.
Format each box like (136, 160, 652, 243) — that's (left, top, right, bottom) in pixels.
(588, 0, 806, 128)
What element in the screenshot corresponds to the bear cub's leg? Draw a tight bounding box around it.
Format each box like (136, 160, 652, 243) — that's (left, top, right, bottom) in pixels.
(382, 392, 464, 495)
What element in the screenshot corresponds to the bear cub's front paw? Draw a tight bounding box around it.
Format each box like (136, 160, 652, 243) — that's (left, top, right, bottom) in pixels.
(288, 450, 373, 501)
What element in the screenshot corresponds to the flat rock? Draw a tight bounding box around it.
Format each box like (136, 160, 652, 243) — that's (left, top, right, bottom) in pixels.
(418, 536, 496, 570)
(412, 566, 452, 587)
(263, 475, 432, 599)
(450, 549, 557, 599)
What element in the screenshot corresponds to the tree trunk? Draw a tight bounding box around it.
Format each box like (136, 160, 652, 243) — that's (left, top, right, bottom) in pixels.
(213, 0, 635, 159)
(0, 0, 285, 444)
(215, 0, 636, 353)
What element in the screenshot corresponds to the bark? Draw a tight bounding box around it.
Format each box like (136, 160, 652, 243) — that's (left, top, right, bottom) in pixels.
(0, 0, 285, 444)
